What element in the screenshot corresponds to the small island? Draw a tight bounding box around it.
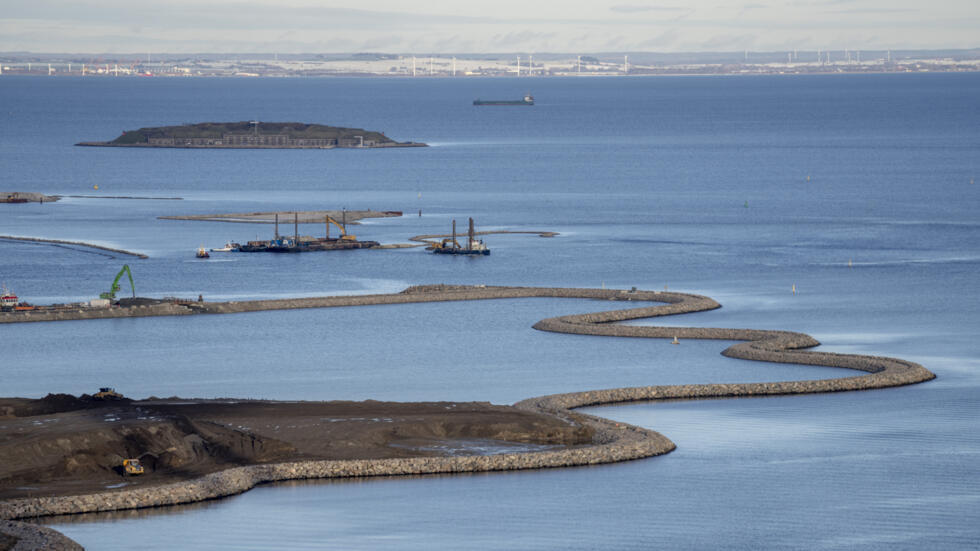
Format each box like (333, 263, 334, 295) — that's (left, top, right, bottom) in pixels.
(76, 121, 426, 149)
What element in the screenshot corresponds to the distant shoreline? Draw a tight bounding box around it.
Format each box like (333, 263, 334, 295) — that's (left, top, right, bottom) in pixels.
(2, 49, 977, 79)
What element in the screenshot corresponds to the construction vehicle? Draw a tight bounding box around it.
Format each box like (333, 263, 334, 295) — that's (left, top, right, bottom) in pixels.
(122, 458, 144, 476)
(99, 265, 135, 301)
(324, 214, 357, 242)
(438, 236, 462, 249)
(94, 387, 124, 400)
(432, 218, 490, 255)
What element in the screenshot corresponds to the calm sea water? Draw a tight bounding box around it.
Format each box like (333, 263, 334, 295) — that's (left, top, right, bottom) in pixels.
(2, 73, 979, 549)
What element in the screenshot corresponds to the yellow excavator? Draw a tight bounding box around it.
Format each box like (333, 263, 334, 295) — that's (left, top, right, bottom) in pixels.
(324, 215, 357, 242)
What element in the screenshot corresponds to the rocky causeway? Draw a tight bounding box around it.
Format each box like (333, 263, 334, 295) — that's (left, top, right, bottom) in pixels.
(0, 285, 935, 549)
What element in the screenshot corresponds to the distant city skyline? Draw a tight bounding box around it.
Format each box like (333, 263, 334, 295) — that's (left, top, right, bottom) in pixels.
(2, 0, 977, 54)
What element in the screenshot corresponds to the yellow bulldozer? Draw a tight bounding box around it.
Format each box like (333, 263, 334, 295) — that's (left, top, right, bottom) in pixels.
(122, 458, 144, 476)
(93, 387, 124, 400)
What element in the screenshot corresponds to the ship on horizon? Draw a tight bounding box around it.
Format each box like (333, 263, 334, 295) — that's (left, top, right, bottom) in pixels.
(473, 94, 534, 106)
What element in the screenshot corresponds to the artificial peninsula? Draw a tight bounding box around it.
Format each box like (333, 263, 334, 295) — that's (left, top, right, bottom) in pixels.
(0, 285, 936, 550)
(76, 121, 426, 149)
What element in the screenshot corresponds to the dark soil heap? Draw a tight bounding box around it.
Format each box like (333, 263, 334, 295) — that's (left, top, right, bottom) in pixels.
(0, 394, 593, 500)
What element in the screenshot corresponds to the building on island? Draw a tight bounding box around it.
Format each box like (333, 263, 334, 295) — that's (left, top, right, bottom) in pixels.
(147, 134, 351, 147)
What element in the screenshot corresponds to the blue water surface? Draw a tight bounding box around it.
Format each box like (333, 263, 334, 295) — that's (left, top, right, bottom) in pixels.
(1, 72, 978, 549)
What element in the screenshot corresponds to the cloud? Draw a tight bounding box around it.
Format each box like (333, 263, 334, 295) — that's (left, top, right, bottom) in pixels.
(635, 28, 682, 49)
(700, 32, 757, 50)
(827, 7, 918, 14)
(737, 3, 769, 16)
(610, 4, 689, 13)
(1, 0, 977, 54)
(785, 0, 853, 6)
(3, 1, 498, 31)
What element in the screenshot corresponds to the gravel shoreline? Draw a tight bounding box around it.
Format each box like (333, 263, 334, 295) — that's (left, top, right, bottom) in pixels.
(0, 285, 935, 549)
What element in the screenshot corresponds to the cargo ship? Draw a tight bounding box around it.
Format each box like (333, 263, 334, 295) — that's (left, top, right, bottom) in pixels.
(473, 94, 534, 106)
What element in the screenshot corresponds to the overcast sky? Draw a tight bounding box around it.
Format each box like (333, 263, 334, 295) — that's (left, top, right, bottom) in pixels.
(2, 0, 977, 54)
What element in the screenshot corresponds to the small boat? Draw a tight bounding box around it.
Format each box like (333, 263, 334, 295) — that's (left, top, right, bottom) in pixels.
(1, 285, 19, 311)
(210, 242, 240, 252)
(196, 246, 210, 259)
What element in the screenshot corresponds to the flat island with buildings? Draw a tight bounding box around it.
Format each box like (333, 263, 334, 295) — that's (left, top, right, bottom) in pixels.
(77, 121, 426, 149)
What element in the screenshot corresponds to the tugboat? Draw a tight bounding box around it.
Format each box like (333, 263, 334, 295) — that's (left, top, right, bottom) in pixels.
(473, 94, 534, 106)
(431, 218, 490, 255)
(1, 285, 18, 311)
(196, 246, 210, 259)
(209, 242, 240, 252)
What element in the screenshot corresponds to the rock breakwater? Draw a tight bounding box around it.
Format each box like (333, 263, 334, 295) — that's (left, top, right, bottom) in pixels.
(0, 285, 935, 549)
(0, 236, 147, 259)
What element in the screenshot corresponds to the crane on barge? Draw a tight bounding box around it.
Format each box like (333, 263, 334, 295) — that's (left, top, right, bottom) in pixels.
(432, 218, 490, 255)
(99, 265, 135, 300)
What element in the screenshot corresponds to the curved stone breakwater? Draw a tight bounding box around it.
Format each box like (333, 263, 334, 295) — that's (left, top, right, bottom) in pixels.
(0, 236, 148, 259)
(0, 285, 935, 548)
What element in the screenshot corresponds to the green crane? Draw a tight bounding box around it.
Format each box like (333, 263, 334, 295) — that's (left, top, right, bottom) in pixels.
(100, 265, 135, 300)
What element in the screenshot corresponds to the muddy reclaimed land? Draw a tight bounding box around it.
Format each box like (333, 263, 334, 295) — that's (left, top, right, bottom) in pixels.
(0, 394, 592, 502)
(0, 285, 936, 549)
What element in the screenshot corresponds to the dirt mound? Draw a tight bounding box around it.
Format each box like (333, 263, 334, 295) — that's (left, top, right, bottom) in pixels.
(0, 406, 296, 499)
(117, 297, 163, 307)
(0, 396, 592, 500)
(0, 393, 135, 419)
(0, 394, 89, 418)
(0, 530, 14, 551)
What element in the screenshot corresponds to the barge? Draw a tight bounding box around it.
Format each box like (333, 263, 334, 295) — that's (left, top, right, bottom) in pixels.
(431, 218, 490, 256)
(237, 213, 379, 253)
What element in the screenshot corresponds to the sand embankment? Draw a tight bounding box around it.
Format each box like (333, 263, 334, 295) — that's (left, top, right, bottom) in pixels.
(158, 209, 401, 224)
(409, 230, 557, 248)
(0, 285, 935, 549)
(0, 192, 59, 204)
(0, 236, 148, 259)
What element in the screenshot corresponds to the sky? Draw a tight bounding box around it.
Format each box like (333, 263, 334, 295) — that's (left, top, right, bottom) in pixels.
(1, 0, 977, 54)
